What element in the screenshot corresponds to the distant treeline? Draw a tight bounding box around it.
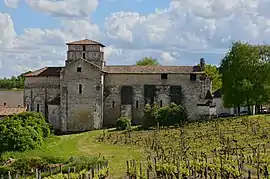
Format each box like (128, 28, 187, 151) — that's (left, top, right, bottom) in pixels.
(0, 71, 31, 90)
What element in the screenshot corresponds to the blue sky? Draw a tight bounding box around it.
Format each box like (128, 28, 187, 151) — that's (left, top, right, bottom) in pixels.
(0, 0, 269, 77)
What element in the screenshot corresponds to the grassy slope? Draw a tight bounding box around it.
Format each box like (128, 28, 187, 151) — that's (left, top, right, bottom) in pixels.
(9, 131, 143, 177)
(7, 115, 270, 178)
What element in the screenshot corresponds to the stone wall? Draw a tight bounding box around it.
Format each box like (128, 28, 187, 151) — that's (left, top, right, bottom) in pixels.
(24, 76, 60, 119)
(48, 105, 60, 130)
(60, 59, 103, 132)
(103, 73, 209, 126)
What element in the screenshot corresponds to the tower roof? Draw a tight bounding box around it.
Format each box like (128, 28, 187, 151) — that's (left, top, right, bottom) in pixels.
(66, 39, 105, 47)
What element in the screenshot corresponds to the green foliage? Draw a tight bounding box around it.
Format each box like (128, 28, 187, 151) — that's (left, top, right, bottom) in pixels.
(115, 117, 131, 130)
(141, 103, 188, 129)
(155, 103, 188, 126)
(220, 41, 270, 111)
(0, 72, 30, 89)
(0, 112, 51, 152)
(135, 57, 159, 66)
(0, 156, 107, 178)
(204, 64, 222, 92)
(141, 103, 159, 129)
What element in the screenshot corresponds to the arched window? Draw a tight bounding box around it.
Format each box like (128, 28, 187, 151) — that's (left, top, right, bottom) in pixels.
(79, 84, 82, 94)
(36, 104, 40, 112)
(112, 100, 115, 108)
(136, 100, 139, 109)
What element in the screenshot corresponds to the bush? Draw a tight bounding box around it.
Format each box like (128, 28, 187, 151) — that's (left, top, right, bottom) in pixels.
(0, 112, 51, 152)
(115, 117, 131, 130)
(141, 103, 159, 129)
(155, 103, 188, 126)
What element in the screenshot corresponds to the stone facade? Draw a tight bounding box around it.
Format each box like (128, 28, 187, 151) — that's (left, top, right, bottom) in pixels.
(23, 39, 213, 133)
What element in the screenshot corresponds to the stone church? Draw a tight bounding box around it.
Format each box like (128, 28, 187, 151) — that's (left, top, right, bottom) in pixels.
(23, 39, 213, 133)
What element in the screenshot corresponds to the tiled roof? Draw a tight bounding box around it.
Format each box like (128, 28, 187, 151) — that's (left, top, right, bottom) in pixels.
(0, 106, 27, 116)
(103, 65, 203, 74)
(24, 65, 203, 77)
(23, 67, 63, 77)
(66, 39, 105, 47)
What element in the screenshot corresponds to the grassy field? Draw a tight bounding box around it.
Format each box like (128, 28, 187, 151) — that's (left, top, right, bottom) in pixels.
(4, 115, 270, 178)
(5, 131, 144, 177)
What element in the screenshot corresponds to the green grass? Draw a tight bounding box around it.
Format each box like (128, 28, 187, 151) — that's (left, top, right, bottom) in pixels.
(4, 115, 270, 178)
(3, 130, 144, 178)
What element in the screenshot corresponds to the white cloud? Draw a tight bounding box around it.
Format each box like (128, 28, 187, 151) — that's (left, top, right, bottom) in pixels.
(4, 0, 20, 8)
(25, 0, 99, 19)
(2, 0, 270, 76)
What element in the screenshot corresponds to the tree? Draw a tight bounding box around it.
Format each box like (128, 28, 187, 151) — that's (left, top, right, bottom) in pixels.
(220, 41, 270, 114)
(0, 71, 30, 90)
(136, 57, 159, 66)
(204, 64, 222, 92)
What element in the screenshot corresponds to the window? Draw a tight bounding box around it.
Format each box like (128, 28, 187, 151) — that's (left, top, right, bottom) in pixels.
(112, 100, 115, 108)
(83, 45, 86, 51)
(82, 52, 86, 59)
(26, 104, 30, 111)
(136, 100, 139, 109)
(77, 67, 82, 72)
(79, 84, 82, 94)
(36, 104, 40, 112)
(190, 74, 197, 81)
(160, 100, 163, 107)
(161, 73, 168, 79)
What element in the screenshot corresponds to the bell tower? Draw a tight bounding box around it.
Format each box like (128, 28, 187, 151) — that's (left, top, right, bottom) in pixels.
(66, 39, 105, 68)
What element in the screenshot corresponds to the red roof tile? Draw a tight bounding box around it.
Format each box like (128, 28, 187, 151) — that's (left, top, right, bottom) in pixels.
(66, 39, 105, 47)
(103, 65, 202, 74)
(0, 106, 27, 116)
(23, 67, 63, 77)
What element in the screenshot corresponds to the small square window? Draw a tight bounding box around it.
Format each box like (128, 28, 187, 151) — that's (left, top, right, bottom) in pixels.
(190, 74, 197, 81)
(77, 67, 82, 72)
(161, 73, 168, 79)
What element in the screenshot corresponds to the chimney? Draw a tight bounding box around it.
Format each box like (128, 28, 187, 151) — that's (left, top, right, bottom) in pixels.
(200, 58, 205, 71)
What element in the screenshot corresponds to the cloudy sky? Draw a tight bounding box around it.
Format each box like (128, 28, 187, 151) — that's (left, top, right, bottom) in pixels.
(0, 0, 269, 77)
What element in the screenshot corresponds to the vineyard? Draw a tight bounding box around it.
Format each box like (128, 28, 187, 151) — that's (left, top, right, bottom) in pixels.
(96, 115, 270, 178)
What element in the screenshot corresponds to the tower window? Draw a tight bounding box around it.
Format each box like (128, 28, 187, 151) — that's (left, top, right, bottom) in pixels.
(136, 100, 139, 109)
(77, 67, 82, 72)
(161, 73, 168, 79)
(83, 45, 86, 51)
(36, 104, 40, 112)
(190, 74, 197, 81)
(112, 100, 115, 108)
(82, 52, 86, 59)
(160, 100, 163, 107)
(79, 84, 82, 94)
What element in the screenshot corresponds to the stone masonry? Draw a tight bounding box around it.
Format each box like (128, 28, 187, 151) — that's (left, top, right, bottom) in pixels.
(23, 39, 213, 133)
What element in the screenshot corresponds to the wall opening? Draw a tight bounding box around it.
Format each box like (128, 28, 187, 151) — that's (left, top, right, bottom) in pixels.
(82, 52, 86, 59)
(160, 100, 163, 107)
(136, 100, 139, 109)
(112, 100, 115, 108)
(26, 104, 30, 111)
(77, 67, 82, 72)
(83, 45, 86, 51)
(144, 85, 156, 105)
(161, 73, 168, 79)
(190, 74, 197, 81)
(79, 84, 82, 94)
(121, 86, 133, 105)
(170, 86, 183, 105)
(36, 104, 40, 112)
